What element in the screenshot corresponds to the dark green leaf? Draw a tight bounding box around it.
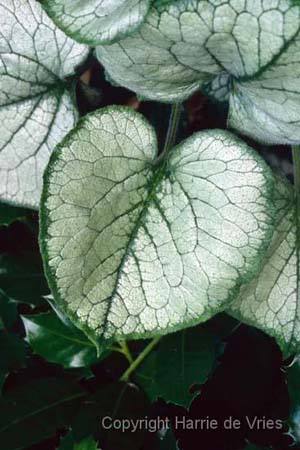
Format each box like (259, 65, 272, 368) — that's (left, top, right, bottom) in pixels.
(136, 326, 215, 408)
(0, 203, 28, 227)
(73, 382, 149, 450)
(0, 378, 86, 450)
(22, 312, 98, 368)
(0, 331, 26, 372)
(0, 254, 48, 305)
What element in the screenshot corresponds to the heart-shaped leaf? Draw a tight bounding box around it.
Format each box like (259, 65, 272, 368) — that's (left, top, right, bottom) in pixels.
(228, 176, 300, 357)
(0, 0, 88, 210)
(40, 107, 275, 347)
(96, 0, 300, 144)
(42, 0, 151, 45)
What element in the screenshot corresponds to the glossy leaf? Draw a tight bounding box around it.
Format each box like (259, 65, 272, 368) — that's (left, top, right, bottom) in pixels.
(72, 382, 149, 449)
(96, 0, 300, 144)
(0, 0, 88, 209)
(42, 0, 151, 45)
(136, 326, 215, 408)
(22, 312, 98, 368)
(0, 377, 85, 450)
(228, 176, 300, 357)
(40, 107, 275, 347)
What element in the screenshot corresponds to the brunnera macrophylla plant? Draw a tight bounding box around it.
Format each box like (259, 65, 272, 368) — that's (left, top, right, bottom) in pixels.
(0, 0, 300, 374)
(39, 106, 275, 349)
(95, 0, 300, 145)
(40, 0, 152, 45)
(0, 0, 89, 209)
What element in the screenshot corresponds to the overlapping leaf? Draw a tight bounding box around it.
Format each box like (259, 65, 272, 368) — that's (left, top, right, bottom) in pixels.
(228, 176, 300, 357)
(96, 0, 300, 144)
(42, 0, 151, 45)
(0, 0, 88, 209)
(22, 312, 98, 368)
(40, 107, 275, 347)
(136, 326, 215, 408)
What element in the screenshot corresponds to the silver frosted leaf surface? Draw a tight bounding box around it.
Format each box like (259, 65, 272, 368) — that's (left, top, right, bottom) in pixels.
(229, 31, 300, 145)
(228, 176, 300, 357)
(0, 0, 88, 209)
(42, 0, 151, 45)
(96, 0, 300, 144)
(40, 107, 275, 345)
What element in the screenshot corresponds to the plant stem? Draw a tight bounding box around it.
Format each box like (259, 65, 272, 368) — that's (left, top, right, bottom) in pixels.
(119, 340, 133, 363)
(120, 336, 161, 382)
(292, 145, 300, 196)
(110, 345, 126, 355)
(155, 103, 182, 165)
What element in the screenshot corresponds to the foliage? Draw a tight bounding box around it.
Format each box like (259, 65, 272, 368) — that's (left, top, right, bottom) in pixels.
(41, 0, 151, 45)
(96, 0, 300, 144)
(22, 312, 98, 368)
(135, 326, 215, 408)
(39, 107, 275, 349)
(0, 0, 88, 209)
(0, 1, 300, 450)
